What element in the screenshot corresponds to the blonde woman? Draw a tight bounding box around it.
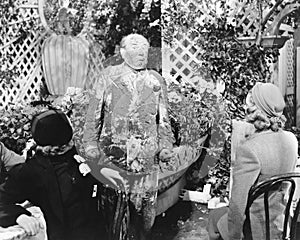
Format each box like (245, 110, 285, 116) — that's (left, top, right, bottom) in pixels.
(208, 82, 298, 240)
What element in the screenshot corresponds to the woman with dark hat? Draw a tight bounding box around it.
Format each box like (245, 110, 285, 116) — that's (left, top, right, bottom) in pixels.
(208, 82, 298, 240)
(0, 109, 104, 240)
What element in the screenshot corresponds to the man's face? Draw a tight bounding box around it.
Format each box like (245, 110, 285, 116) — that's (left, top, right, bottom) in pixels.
(122, 36, 149, 70)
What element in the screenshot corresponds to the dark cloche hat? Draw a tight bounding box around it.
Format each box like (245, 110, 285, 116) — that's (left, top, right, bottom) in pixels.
(31, 109, 73, 146)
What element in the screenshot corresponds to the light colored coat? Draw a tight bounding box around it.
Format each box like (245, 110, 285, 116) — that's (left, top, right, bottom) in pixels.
(83, 63, 175, 161)
(218, 129, 298, 240)
(0, 142, 24, 171)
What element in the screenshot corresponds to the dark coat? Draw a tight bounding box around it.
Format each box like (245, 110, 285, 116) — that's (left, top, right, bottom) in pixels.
(0, 146, 103, 240)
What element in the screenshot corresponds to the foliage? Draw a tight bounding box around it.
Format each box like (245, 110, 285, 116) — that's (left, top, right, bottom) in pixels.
(43, 0, 89, 35)
(0, 55, 19, 87)
(0, 0, 40, 45)
(0, 104, 48, 155)
(167, 79, 217, 147)
(43, 0, 161, 56)
(0, 0, 160, 97)
(195, 23, 279, 120)
(162, 0, 280, 197)
(94, 0, 161, 57)
(0, 88, 90, 155)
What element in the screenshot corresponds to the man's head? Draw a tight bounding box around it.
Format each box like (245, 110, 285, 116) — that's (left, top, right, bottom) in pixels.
(31, 109, 73, 146)
(120, 33, 150, 70)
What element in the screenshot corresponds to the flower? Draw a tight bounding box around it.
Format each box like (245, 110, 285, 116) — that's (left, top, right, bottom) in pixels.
(65, 87, 82, 96)
(0, 104, 48, 155)
(167, 80, 217, 147)
(168, 91, 182, 104)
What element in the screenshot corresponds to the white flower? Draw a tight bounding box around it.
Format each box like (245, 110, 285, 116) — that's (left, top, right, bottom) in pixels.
(216, 80, 225, 95)
(195, 15, 206, 27)
(127, 136, 142, 162)
(168, 91, 182, 103)
(66, 87, 76, 95)
(66, 87, 82, 96)
(0, 65, 7, 71)
(149, 19, 160, 27)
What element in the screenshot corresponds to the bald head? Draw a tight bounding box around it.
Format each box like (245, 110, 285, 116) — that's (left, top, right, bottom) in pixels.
(120, 34, 149, 70)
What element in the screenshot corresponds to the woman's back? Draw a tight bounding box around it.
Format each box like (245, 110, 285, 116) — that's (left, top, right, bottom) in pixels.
(243, 130, 298, 179)
(240, 130, 298, 239)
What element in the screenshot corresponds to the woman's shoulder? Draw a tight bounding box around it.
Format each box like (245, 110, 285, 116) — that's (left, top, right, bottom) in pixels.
(280, 130, 298, 146)
(243, 129, 298, 150)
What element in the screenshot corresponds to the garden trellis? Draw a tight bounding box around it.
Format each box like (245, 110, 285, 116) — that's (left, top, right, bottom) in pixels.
(0, 0, 299, 126)
(0, 0, 43, 109)
(0, 0, 106, 109)
(161, 0, 298, 126)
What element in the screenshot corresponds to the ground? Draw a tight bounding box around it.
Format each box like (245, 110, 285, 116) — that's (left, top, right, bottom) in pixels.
(151, 201, 209, 240)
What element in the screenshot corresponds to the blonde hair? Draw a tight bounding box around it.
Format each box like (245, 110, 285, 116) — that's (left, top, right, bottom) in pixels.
(35, 141, 74, 156)
(246, 106, 286, 132)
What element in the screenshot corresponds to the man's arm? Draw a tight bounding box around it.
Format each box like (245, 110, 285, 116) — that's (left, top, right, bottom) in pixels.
(82, 92, 104, 152)
(83, 69, 111, 157)
(0, 142, 25, 172)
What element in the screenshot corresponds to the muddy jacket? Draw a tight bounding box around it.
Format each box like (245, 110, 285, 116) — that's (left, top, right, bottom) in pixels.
(83, 63, 175, 161)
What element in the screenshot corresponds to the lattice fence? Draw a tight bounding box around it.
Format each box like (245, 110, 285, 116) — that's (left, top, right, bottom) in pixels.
(0, 0, 106, 110)
(85, 40, 106, 91)
(280, 39, 296, 128)
(0, 0, 43, 109)
(162, 0, 297, 126)
(231, 0, 261, 37)
(1, 0, 298, 120)
(162, 34, 203, 84)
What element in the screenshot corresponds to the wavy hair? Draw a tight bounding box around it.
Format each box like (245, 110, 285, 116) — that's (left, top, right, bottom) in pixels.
(27, 141, 75, 158)
(245, 105, 286, 132)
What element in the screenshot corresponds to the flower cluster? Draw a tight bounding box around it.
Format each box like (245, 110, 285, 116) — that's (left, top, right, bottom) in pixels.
(167, 77, 218, 148)
(0, 104, 48, 155)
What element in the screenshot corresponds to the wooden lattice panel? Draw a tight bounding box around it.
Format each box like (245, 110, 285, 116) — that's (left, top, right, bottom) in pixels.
(233, 1, 261, 37)
(85, 41, 106, 91)
(286, 40, 295, 88)
(279, 39, 295, 128)
(0, 0, 44, 109)
(162, 34, 203, 84)
(0, 0, 108, 109)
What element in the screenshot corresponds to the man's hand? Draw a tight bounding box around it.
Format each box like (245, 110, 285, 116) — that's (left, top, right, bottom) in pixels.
(86, 147, 101, 159)
(16, 214, 43, 236)
(100, 168, 127, 191)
